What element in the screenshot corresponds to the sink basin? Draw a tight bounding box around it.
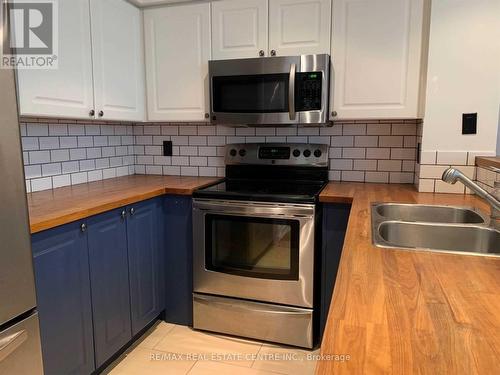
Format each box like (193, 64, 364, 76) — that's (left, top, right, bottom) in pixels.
(375, 222, 500, 256)
(373, 203, 487, 224)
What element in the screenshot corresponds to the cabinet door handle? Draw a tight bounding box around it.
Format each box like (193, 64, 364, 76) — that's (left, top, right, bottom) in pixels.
(120, 210, 126, 220)
(270, 50, 276, 56)
(204, 112, 209, 119)
(80, 223, 87, 232)
(259, 50, 265, 57)
(331, 111, 338, 118)
(89, 109, 95, 117)
(98, 110, 104, 117)
(130, 208, 135, 216)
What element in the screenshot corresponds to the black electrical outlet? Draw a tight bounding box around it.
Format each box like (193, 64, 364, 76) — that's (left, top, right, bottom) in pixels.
(163, 141, 173, 156)
(462, 113, 477, 134)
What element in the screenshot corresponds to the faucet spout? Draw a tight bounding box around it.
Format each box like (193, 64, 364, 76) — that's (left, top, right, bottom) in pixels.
(442, 168, 500, 222)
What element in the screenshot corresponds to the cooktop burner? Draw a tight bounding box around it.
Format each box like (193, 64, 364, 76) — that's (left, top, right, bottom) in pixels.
(193, 143, 329, 204)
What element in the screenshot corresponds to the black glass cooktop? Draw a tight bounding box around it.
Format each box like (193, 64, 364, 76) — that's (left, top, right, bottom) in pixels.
(193, 179, 327, 204)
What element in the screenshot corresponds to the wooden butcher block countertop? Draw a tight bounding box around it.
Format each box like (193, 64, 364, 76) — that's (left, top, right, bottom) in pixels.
(317, 182, 499, 375)
(27, 175, 220, 233)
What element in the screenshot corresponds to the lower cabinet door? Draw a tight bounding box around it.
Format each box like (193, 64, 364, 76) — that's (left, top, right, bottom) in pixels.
(87, 208, 132, 368)
(127, 198, 165, 335)
(31, 222, 95, 375)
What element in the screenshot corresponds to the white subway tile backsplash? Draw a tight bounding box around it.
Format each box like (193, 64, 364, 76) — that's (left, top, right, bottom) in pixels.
(62, 161, 80, 174)
(378, 160, 402, 172)
(354, 136, 378, 147)
(378, 136, 403, 148)
(365, 171, 389, 183)
(50, 149, 70, 162)
(49, 124, 68, 136)
(181, 166, 199, 176)
(342, 148, 365, 159)
(21, 120, 419, 191)
(68, 124, 85, 136)
(342, 124, 366, 135)
(39, 137, 60, 150)
(341, 171, 364, 182)
(25, 165, 42, 179)
(27, 123, 48, 136)
(366, 148, 390, 160)
(42, 163, 62, 176)
(29, 150, 51, 164)
(31, 177, 52, 192)
(52, 174, 71, 188)
(60, 136, 78, 148)
(102, 168, 117, 179)
(70, 148, 87, 161)
(419, 150, 436, 165)
(331, 136, 354, 147)
(22, 137, 39, 151)
(436, 151, 467, 166)
(88, 169, 103, 182)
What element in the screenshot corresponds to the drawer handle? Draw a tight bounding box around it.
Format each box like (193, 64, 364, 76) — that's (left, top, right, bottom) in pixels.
(121, 210, 126, 220)
(0, 330, 27, 362)
(194, 295, 310, 316)
(80, 223, 87, 232)
(130, 208, 135, 216)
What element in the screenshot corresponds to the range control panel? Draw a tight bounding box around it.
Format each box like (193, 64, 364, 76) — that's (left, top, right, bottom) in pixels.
(226, 143, 329, 167)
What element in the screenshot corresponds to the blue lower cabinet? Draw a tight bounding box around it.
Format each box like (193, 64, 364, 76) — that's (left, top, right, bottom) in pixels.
(31, 222, 95, 375)
(164, 196, 193, 326)
(127, 197, 165, 336)
(87, 208, 132, 368)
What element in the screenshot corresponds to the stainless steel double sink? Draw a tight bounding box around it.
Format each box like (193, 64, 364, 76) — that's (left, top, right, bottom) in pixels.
(371, 203, 500, 257)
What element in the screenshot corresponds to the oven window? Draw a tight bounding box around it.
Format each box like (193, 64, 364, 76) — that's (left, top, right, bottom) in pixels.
(212, 74, 289, 113)
(205, 215, 299, 280)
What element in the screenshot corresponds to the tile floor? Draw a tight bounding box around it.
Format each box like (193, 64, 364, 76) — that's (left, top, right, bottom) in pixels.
(103, 321, 319, 375)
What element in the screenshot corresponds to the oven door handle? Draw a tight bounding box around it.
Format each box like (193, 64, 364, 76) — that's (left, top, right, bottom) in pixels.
(194, 294, 310, 316)
(288, 63, 296, 121)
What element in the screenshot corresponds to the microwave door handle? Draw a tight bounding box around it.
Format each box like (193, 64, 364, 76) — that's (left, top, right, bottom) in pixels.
(288, 63, 296, 121)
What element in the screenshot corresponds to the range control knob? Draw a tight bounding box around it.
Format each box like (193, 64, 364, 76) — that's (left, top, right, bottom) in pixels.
(229, 149, 237, 157)
(303, 149, 311, 158)
(239, 149, 247, 157)
(314, 149, 322, 158)
(292, 149, 301, 157)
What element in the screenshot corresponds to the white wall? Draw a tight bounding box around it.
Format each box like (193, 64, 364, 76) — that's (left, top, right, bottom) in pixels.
(421, 0, 500, 154)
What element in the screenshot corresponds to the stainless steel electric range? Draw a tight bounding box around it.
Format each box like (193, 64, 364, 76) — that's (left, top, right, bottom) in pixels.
(192, 143, 328, 348)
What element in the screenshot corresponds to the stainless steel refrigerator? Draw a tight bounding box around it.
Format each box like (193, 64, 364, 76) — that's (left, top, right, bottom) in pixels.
(0, 65, 44, 373)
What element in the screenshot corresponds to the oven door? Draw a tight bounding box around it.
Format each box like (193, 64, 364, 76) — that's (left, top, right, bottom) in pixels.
(210, 55, 331, 126)
(193, 199, 315, 308)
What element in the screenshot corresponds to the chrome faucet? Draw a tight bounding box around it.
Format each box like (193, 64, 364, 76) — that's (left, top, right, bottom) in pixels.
(442, 168, 500, 225)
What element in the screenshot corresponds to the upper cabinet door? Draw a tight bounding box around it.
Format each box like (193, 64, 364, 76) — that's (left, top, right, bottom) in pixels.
(16, 0, 94, 119)
(331, 0, 425, 119)
(144, 3, 211, 122)
(90, 0, 145, 122)
(269, 0, 331, 56)
(212, 0, 268, 59)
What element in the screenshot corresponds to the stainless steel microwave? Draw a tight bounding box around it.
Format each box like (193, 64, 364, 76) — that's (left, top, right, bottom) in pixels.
(209, 54, 330, 126)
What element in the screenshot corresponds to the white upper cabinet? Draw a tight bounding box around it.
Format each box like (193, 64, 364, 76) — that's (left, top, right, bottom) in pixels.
(331, 0, 426, 119)
(212, 0, 268, 59)
(16, 0, 95, 119)
(16, 0, 144, 121)
(90, 0, 145, 121)
(144, 3, 211, 122)
(268, 0, 332, 56)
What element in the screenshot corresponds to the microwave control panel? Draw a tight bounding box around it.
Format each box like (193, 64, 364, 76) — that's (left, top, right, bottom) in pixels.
(295, 72, 323, 111)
